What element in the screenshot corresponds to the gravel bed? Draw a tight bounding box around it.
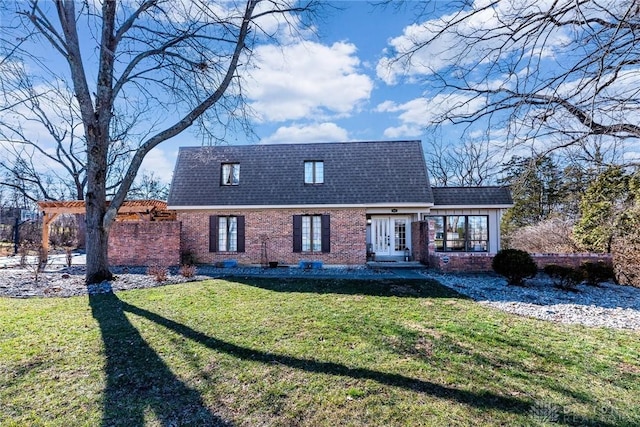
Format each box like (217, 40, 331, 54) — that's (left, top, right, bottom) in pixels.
(0, 265, 393, 298)
(1, 265, 639, 331)
(426, 272, 640, 331)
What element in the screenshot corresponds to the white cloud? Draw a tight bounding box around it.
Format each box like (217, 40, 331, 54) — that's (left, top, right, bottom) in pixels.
(378, 93, 485, 136)
(260, 122, 349, 144)
(246, 41, 373, 122)
(377, 0, 571, 85)
(383, 125, 423, 139)
(139, 147, 175, 184)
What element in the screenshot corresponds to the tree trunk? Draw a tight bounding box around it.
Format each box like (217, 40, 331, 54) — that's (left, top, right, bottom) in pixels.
(85, 207, 112, 284)
(85, 137, 113, 284)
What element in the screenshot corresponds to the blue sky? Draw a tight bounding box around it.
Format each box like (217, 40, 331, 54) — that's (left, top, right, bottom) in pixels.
(7, 1, 634, 192)
(141, 1, 455, 183)
(0, 1, 502, 190)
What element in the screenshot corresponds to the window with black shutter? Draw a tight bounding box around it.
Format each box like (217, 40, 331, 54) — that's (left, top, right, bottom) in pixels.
(210, 215, 245, 252)
(293, 214, 330, 253)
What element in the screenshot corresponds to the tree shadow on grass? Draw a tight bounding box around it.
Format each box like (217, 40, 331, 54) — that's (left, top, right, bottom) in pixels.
(89, 292, 231, 427)
(118, 299, 622, 427)
(223, 276, 466, 298)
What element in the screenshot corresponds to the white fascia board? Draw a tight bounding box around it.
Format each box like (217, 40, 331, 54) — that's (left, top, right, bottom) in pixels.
(430, 204, 514, 210)
(168, 203, 434, 210)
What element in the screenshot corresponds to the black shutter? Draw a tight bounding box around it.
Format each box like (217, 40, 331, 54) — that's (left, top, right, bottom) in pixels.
(209, 215, 218, 252)
(236, 216, 245, 253)
(321, 214, 330, 253)
(293, 215, 302, 253)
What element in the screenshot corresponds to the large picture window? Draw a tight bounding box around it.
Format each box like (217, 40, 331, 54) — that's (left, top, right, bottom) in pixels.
(431, 215, 488, 252)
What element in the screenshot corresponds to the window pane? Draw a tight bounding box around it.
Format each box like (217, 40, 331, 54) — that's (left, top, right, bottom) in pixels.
(222, 164, 230, 185)
(446, 216, 466, 251)
(315, 162, 324, 183)
(218, 217, 228, 251)
(312, 215, 322, 251)
(432, 216, 445, 252)
(231, 164, 239, 184)
(304, 162, 313, 184)
(394, 220, 406, 251)
(228, 217, 238, 252)
(467, 216, 488, 251)
(302, 216, 311, 251)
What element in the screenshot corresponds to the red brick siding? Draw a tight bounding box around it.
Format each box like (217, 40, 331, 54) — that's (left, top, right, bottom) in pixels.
(108, 221, 181, 266)
(411, 221, 430, 264)
(429, 252, 613, 273)
(178, 208, 367, 265)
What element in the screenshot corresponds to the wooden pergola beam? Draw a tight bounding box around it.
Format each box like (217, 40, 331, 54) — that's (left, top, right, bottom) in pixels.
(36, 199, 173, 252)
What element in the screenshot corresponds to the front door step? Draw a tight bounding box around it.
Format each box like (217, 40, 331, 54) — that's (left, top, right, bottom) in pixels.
(366, 261, 426, 269)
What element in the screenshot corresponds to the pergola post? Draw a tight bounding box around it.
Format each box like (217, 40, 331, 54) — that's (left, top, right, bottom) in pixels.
(41, 212, 59, 254)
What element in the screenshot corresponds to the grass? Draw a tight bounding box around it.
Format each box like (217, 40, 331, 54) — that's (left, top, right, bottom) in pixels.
(1, 276, 639, 426)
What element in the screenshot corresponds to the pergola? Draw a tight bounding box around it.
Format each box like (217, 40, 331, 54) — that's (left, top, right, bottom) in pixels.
(37, 200, 175, 253)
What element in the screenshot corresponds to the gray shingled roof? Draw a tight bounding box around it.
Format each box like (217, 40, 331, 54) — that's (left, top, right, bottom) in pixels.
(431, 186, 513, 206)
(167, 141, 434, 207)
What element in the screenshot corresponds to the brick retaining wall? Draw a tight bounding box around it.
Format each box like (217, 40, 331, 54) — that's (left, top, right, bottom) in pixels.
(429, 252, 613, 273)
(108, 221, 181, 266)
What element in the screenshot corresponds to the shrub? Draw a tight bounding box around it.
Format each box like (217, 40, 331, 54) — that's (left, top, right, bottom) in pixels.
(147, 265, 168, 282)
(506, 218, 581, 253)
(65, 248, 73, 267)
(180, 249, 197, 266)
(544, 264, 583, 291)
(492, 249, 537, 286)
(579, 261, 615, 286)
(179, 264, 197, 278)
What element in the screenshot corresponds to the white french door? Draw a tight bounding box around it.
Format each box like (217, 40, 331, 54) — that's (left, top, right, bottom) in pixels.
(371, 216, 410, 257)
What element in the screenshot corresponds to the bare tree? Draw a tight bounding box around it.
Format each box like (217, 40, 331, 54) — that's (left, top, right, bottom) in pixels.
(381, 0, 640, 159)
(2, 0, 318, 283)
(128, 172, 169, 201)
(0, 64, 139, 248)
(424, 136, 502, 186)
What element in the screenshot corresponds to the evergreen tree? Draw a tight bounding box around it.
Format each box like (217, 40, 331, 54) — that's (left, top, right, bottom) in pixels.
(500, 155, 566, 233)
(574, 166, 634, 253)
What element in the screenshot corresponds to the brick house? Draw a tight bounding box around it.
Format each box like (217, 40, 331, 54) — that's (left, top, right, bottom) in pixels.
(167, 140, 513, 267)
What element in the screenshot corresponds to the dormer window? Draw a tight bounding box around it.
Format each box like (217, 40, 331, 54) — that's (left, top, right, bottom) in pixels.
(221, 163, 240, 186)
(304, 161, 323, 184)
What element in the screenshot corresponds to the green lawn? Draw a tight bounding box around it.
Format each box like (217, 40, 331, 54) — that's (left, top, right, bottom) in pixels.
(1, 277, 639, 426)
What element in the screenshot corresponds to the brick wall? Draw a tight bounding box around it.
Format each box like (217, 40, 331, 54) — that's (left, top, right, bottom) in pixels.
(429, 252, 613, 273)
(411, 221, 430, 264)
(108, 221, 181, 266)
(429, 253, 494, 272)
(178, 208, 367, 266)
(531, 253, 613, 269)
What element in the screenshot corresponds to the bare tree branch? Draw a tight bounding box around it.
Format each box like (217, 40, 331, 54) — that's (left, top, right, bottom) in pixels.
(382, 0, 640, 159)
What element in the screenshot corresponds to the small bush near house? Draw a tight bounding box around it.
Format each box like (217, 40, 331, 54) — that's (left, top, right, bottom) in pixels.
(580, 261, 616, 286)
(180, 249, 197, 266)
(544, 264, 583, 292)
(492, 249, 537, 286)
(179, 264, 197, 278)
(147, 265, 168, 282)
